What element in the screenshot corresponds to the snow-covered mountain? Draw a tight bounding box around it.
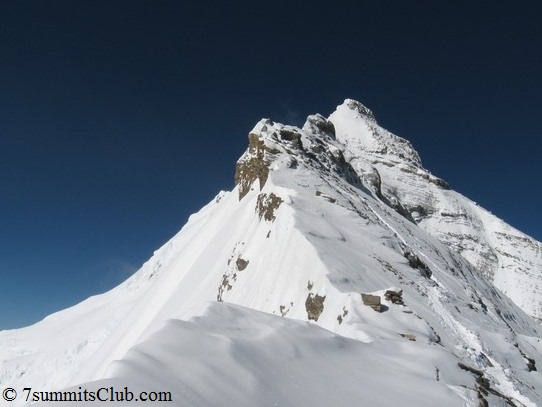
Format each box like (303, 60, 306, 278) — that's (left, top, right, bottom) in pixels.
(328, 100, 542, 322)
(1, 99, 541, 406)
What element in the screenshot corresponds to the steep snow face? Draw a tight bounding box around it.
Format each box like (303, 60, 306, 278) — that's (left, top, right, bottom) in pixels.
(1, 99, 542, 407)
(329, 99, 542, 321)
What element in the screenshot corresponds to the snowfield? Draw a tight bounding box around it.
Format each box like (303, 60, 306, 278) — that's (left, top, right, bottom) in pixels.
(1, 99, 541, 406)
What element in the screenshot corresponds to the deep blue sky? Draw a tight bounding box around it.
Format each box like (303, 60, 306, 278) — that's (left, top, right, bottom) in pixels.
(1, 1, 541, 329)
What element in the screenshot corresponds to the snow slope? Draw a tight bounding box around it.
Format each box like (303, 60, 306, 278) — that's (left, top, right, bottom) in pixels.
(34, 303, 475, 407)
(329, 99, 542, 321)
(1, 99, 541, 406)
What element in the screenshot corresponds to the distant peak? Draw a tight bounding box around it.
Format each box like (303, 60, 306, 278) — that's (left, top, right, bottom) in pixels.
(341, 98, 377, 122)
(329, 99, 423, 169)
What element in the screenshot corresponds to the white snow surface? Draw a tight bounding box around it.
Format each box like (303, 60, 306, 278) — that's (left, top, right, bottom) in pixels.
(33, 303, 473, 407)
(1, 99, 541, 406)
(329, 99, 542, 321)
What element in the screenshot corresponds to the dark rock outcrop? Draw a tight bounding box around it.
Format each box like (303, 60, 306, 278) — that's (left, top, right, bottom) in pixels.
(235, 133, 279, 200)
(304, 114, 336, 138)
(236, 257, 249, 271)
(361, 293, 381, 312)
(404, 252, 432, 278)
(256, 193, 283, 221)
(305, 293, 326, 321)
(384, 288, 404, 305)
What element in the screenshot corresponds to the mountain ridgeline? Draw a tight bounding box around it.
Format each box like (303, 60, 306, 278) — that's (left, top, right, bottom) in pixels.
(1, 99, 541, 407)
(236, 99, 542, 322)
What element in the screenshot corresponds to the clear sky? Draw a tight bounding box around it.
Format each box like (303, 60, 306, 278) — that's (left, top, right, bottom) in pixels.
(1, 1, 541, 329)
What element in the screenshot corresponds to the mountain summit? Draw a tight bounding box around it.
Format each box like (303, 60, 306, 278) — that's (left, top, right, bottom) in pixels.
(237, 98, 542, 321)
(1, 100, 541, 406)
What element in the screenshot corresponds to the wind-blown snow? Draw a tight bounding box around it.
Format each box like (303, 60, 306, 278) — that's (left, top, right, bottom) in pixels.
(34, 303, 473, 407)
